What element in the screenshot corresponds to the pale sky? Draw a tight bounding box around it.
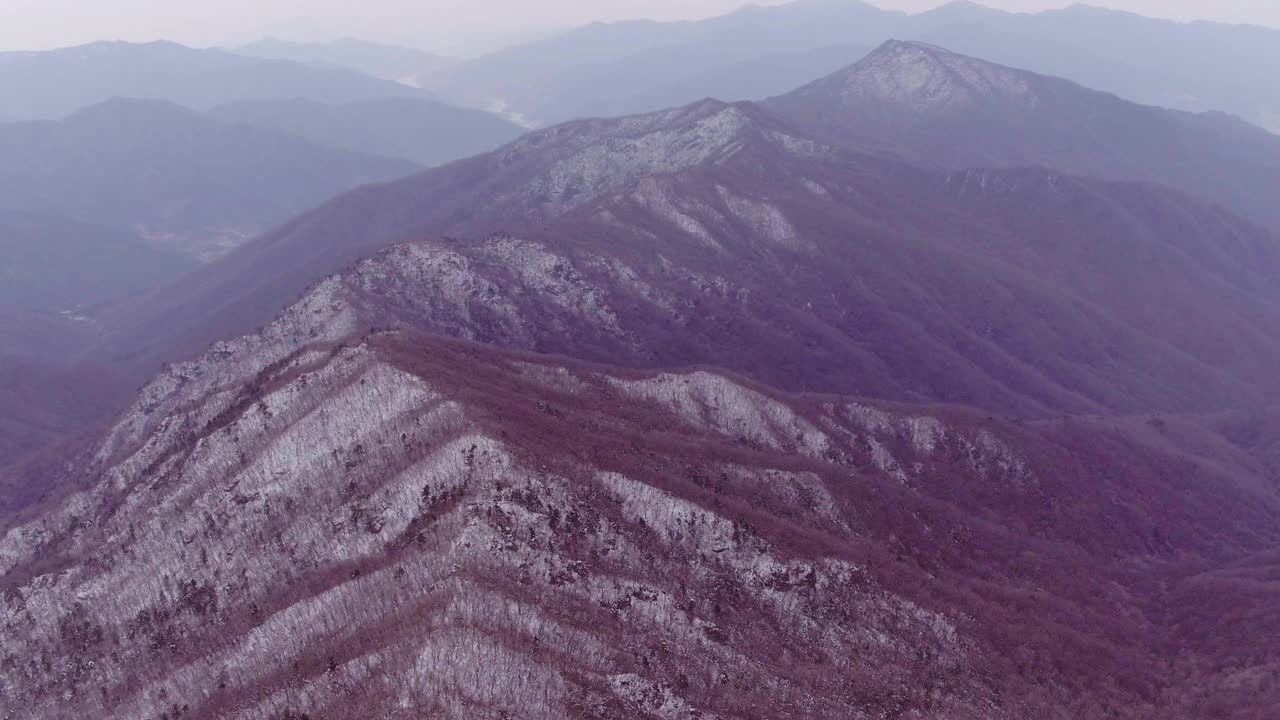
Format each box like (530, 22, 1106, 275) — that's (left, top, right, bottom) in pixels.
(0, 0, 1276, 54)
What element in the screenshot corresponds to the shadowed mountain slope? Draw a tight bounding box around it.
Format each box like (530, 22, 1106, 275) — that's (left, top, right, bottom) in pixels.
(0, 356, 132, 476)
(0, 211, 194, 312)
(0, 98, 419, 262)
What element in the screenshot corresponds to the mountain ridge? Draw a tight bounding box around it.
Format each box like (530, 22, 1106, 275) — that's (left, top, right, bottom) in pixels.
(0, 96, 420, 263)
(91, 87, 1280, 423)
(0, 40, 429, 122)
(233, 37, 456, 87)
(207, 97, 525, 167)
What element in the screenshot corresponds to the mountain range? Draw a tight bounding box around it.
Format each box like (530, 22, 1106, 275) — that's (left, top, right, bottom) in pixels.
(209, 97, 525, 167)
(98, 54, 1280, 420)
(0, 40, 428, 121)
(234, 37, 457, 88)
(0, 97, 419, 262)
(423, 0, 1280, 131)
(2, 23, 1280, 720)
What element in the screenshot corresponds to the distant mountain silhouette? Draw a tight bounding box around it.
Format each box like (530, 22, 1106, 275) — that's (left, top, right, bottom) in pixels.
(234, 37, 456, 87)
(0, 40, 428, 121)
(0, 97, 419, 261)
(766, 40, 1280, 229)
(209, 97, 525, 167)
(431, 0, 897, 125)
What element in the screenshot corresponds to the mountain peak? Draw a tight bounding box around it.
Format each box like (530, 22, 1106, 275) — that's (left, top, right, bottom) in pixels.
(478, 98, 811, 217)
(65, 95, 195, 122)
(921, 0, 1001, 17)
(66, 39, 196, 56)
(804, 39, 1036, 113)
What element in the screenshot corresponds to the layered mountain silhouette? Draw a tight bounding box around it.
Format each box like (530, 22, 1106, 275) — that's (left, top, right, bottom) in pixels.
(0, 40, 428, 121)
(427, 0, 1280, 131)
(767, 40, 1280, 230)
(209, 97, 526, 167)
(430, 0, 896, 125)
(0, 97, 419, 261)
(234, 37, 456, 88)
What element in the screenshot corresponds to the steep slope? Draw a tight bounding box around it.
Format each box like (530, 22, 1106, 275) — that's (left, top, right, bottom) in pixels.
(766, 40, 1280, 230)
(0, 211, 194, 312)
(4, 279, 1278, 716)
(209, 97, 525, 167)
(234, 37, 456, 88)
(100, 98, 1280, 417)
(0, 40, 427, 122)
(427, 0, 1280, 130)
(0, 98, 419, 261)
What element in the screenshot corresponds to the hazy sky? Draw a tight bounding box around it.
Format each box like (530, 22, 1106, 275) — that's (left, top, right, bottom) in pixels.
(1, 0, 1277, 53)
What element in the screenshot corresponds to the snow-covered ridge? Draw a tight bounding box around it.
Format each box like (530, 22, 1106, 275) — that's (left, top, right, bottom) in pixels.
(2, 231, 1062, 716)
(3, 319, 1038, 717)
(489, 99, 827, 215)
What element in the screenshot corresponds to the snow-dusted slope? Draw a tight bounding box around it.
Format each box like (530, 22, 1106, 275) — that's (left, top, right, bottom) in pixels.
(7, 286, 1280, 716)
